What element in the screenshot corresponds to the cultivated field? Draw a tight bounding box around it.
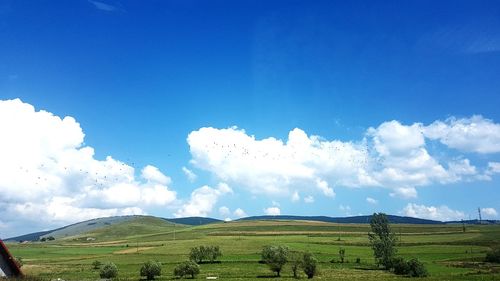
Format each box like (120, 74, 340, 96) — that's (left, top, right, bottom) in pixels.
(7, 216, 500, 280)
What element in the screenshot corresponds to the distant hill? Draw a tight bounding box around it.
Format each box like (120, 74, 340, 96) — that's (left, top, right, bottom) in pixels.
(11, 213, 493, 242)
(238, 215, 443, 224)
(163, 217, 222, 225)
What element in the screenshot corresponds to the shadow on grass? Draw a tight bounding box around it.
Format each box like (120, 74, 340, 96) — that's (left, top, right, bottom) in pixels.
(256, 275, 280, 278)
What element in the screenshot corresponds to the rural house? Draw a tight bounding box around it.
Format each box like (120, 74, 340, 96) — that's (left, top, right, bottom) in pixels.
(0, 240, 22, 277)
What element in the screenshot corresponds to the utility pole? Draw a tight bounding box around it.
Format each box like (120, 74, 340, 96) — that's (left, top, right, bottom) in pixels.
(478, 208, 482, 224)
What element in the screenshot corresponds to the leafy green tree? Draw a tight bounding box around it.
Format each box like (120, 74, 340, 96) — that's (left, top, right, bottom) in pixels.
(140, 260, 162, 280)
(485, 248, 500, 263)
(189, 245, 223, 264)
(338, 248, 346, 263)
(368, 213, 397, 269)
(261, 245, 289, 277)
(289, 252, 302, 278)
(208, 245, 222, 263)
(302, 252, 318, 279)
(174, 261, 200, 279)
(100, 262, 118, 279)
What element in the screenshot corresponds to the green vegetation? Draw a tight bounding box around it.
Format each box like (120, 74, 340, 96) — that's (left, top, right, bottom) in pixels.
(91, 260, 102, 269)
(99, 262, 118, 279)
(5, 216, 500, 280)
(140, 260, 162, 280)
(261, 245, 289, 276)
(302, 252, 318, 279)
(173, 261, 200, 279)
(189, 245, 222, 264)
(369, 213, 397, 269)
(485, 248, 500, 263)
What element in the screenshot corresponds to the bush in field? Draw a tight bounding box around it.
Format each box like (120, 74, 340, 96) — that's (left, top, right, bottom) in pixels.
(174, 261, 200, 279)
(99, 262, 118, 279)
(485, 248, 500, 263)
(189, 246, 222, 264)
(92, 260, 102, 269)
(391, 257, 428, 277)
(261, 245, 289, 277)
(140, 260, 162, 280)
(302, 252, 318, 279)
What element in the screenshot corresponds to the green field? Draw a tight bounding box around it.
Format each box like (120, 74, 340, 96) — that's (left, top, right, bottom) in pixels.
(7, 216, 500, 280)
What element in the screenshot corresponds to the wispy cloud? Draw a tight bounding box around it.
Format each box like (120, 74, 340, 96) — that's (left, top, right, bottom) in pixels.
(88, 0, 119, 12)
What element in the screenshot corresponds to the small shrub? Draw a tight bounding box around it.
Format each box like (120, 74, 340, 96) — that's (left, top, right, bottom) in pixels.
(92, 260, 102, 269)
(485, 248, 500, 263)
(174, 261, 200, 279)
(339, 248, 345, 263)
(407, 258, 428, 277)
(355, 257, 361, 264)
(100, 262, 118, 279)
(140, 260, 162, 280)
(392, 257, 428, 277)
(302, 252, 317, 279)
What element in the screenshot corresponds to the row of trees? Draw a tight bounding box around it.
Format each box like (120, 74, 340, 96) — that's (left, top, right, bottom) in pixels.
(261, 245, 318, 278)
(189, 245, 222, 263)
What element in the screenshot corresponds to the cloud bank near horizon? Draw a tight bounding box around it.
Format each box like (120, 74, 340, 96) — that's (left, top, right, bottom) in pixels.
(1, 98, 499, 237)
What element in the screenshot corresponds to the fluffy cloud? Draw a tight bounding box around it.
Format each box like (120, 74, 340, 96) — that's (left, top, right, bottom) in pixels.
(182, 166, 197, 182)
(219, 206, 230, 216)
(366, 197, 378, 204)
(291, 191, 300, 202)
(264, 207, 281, 215)
(233, 208, 247, 218)
(188, 115, 500, 200)
(174, 183, 232, 217)
(481, 207, 498, 218)
(424, 115, 500, 154)
(402, 203, 465, 221)
(0, 99, 177, 236)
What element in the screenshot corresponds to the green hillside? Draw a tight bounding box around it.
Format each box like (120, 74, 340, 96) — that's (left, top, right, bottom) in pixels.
(6, 217, 500, 281)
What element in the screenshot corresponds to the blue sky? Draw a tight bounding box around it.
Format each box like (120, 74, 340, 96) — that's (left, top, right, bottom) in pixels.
(1, 0, 500, 237)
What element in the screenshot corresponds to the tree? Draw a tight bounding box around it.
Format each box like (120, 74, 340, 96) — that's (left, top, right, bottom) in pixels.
(189, 246, 222, 264)
(140, 260, 162, 280)
(338, 248, 346, 263)
(289, 252, 302, 278)
(174, 261, 200, 279)
(100, 262, 118, 279)
(368, 213, 397, 269)
(302, 252, 317, 279)
(261, 245, 289, 277)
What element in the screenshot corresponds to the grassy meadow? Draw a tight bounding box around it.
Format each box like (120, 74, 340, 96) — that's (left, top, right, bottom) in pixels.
(7, 216, 500, 281)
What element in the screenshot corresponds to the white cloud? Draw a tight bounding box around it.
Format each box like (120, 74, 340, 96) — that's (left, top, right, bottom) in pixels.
(0, 99, 177, 237)
(233, 208, 247, 218)
(481, 208, 498, 218)
(264, 207, 281, 216)
(424, 115, 500, 154)
(402, 203, 465, 221)
(389, 187, 418, 199)
(174, 183, 232, 218)
(219, 206, 230, 217)
(339, 204, 351, 215)
(366, 197, 378, 204)
(304, 195, 314, 203)
(188, 116, 499, 202)
(487, 162, 500, 175)
(142, 165, 171, 185)
(182, 166, 197, 182)
(291, 191, 300, 202)
(88, 0, 117, 11)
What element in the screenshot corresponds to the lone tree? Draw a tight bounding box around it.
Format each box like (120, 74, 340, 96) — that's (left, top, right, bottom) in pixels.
(261, 245, 289, 277)
(173, 261, 200, 279)
(302, 252, 318, 279)
(289, 252, 302, 278)
(140, 260, 162, 280)
(368, 213, 397, 269)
